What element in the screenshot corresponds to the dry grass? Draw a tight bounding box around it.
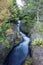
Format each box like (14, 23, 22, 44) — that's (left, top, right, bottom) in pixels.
(0, 0, 11, 19)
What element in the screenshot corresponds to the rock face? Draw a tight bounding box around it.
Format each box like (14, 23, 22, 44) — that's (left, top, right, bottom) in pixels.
(32, 46, 43, 65)
(0, 44, 11, 65)
(0, 23, 23, 65)
(21, 23, 29, 33)
(31, 22, 43, 65)
(20, 23, 31, 37)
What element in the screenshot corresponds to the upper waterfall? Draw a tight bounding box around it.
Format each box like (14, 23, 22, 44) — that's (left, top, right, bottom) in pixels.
(17, 20, 21, 32)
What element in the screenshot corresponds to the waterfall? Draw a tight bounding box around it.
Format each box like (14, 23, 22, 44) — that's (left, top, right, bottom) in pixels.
(4, 20, 30, 65)
(17, 20, 30, 45)
(17, 20, 21, 32)
(16, 0, 25, 9)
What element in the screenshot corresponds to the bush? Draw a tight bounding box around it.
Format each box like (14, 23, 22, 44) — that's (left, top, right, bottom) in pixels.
(0, 19, 11, 48)
(35, 22, 43, 35)
(21, 13, 36, 29)
(32, 39, 43, 47)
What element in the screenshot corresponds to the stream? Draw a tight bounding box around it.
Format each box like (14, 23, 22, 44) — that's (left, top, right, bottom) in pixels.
(4, 20, 30, 65)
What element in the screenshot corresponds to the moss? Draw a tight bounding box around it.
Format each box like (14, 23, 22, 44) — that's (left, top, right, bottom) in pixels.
(2, 39, 10, 48)
(22, 56, 32, 65)
(14, 32, 23, 46)
(15, 39, 20, 45)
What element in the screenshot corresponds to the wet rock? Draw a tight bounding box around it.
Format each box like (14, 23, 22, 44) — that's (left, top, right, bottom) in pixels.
(14, 32, 23, 46)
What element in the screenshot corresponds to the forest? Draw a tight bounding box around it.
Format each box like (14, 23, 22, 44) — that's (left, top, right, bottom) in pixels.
(0, 0, 43, 65)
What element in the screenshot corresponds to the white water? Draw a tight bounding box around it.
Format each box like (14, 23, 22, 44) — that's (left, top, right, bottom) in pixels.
(17, 20, 30, 45)
(4, 20, 30, 65)
(16, 0, 25, 9)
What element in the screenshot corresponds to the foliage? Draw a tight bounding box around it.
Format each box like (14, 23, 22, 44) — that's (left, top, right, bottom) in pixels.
(10, 14, 19, 22)
(2, 39, 10, 48)
(7, 0, 13, 7)
(15, 32, 22, 45)
(0, 19, 11, 48)
(32, 39, 43, 47)
(0, 19, 10, 33)
(7, 0, 19, 22)
(22, 0, 43, 23)
(21, 13, 36, 29)
(35, 22, 43, 35)
(0, 36, 10, 48)
(22, 56, 32, 65)
(0, 0, 43, 48)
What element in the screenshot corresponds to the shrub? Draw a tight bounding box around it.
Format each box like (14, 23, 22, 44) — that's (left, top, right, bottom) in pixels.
(35, 22, 43, 35)
(21, 13, 36, 29)
(0, 19, 11, 48)
(32, 39, 43, 47)
(0, 37, 10, 48)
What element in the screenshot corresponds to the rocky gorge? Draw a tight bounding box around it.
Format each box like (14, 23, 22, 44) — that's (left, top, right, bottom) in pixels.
(0, 22, 23, 65)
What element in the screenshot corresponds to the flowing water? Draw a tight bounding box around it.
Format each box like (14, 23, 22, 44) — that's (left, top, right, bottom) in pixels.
(4, 20, 30, 65)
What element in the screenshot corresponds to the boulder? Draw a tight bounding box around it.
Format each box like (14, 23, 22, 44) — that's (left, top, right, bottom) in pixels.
(20, 23, 31, 37)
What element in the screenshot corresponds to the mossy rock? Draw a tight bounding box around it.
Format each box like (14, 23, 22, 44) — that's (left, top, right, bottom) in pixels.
(22, 56, 32, 65)
(21, 23, 29, 34)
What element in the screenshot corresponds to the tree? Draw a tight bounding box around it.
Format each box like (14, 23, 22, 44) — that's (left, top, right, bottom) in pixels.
(21, 0, 43, 23)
